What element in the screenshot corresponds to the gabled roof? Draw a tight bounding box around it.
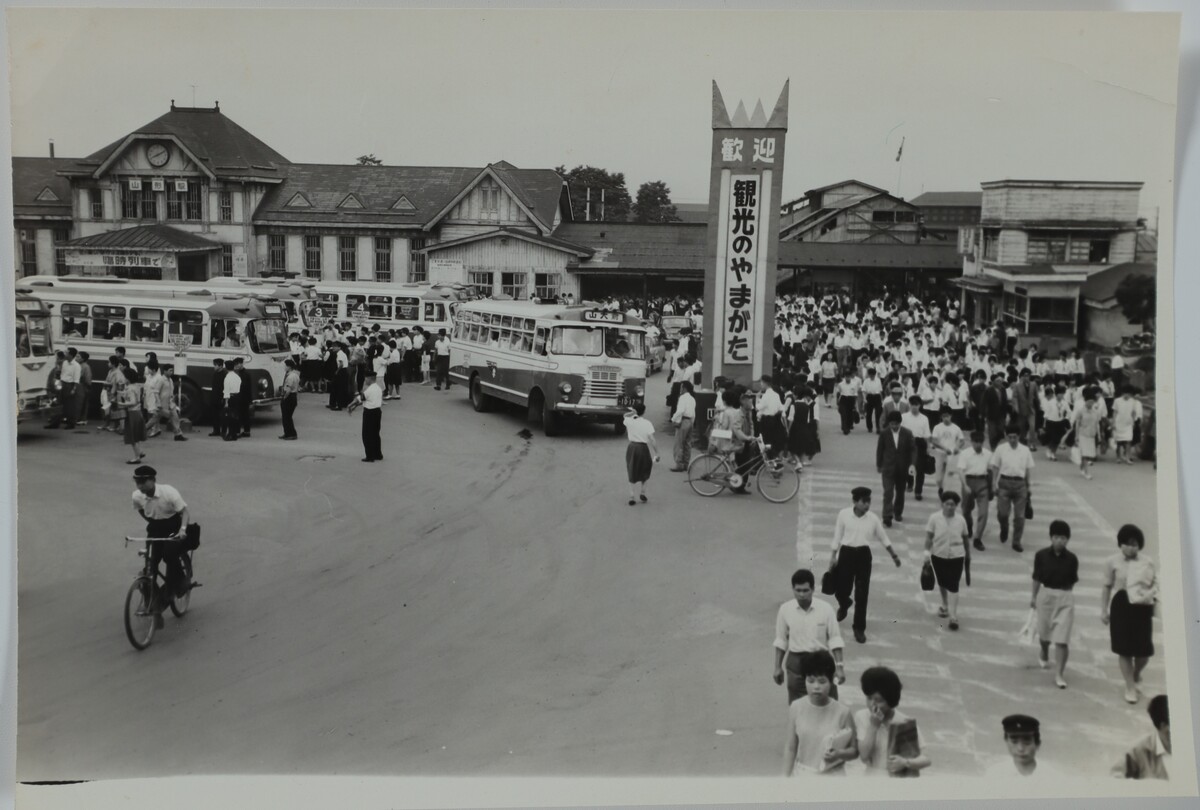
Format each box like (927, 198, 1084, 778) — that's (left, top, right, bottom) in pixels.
(419, 226, 592, 258)
(12, 157, 75, 220)
(780, 192, 918, 239)
(910, 191, 983, 208)
(254, 164, 480, 227)
(804, 179, 887, 197)
(64, 224, 223, 252)
(556, 222, 708, 271)
(61, 104, 290, 182)
(425, 163, 566, 234)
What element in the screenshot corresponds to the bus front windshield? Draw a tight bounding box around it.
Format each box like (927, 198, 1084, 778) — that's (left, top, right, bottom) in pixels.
(551, 326, 646, 360)
(247, 318, 290, 353)
(16, 315, 51, 358)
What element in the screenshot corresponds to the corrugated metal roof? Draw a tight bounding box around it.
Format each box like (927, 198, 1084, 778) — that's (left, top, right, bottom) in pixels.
(12, 157, 75, 219)
(64, 224, 223, 252)
(557, 222, 708, 271)
(910, 191, 983, 208)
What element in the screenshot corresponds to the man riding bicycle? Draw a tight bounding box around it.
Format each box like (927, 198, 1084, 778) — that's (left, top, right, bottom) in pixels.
(131, 465, 192, 628)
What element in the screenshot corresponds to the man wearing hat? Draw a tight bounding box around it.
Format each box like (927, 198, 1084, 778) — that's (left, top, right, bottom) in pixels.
(985, 714, 1064, 778)
(348, 370, 385, 462)
(131, 465, 191, 629)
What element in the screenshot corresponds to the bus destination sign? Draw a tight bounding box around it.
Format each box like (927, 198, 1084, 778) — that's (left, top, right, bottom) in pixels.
(581, 310, 624, 324)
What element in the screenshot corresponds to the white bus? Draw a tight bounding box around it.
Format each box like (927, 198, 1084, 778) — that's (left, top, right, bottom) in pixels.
(14, 292, 57, 423)
(311, 281, 475, 335)
(449, 299, 648, 436)
(19, 274, 321, 332)
(18, 279, 292, 424)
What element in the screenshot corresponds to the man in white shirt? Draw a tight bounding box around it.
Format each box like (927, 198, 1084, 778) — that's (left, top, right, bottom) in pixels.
(901, 397, 932, 500)
(931, 408, 964, 497)
(772, 568, 847, 702)
(58, 348, 82, 428)
(669, 381, 697, 471)
(957, 430, 993, 551)
(829, 487, 902, 644)
(131, 465, 193, 627)
(348, 370, 385, 462)
(861, 368, 884, 433)
(989, 423, 1035, 552)
(221, 359, 243, 440)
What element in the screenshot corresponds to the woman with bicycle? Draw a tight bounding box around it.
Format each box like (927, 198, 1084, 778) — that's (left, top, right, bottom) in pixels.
(708, 387, 756, 495)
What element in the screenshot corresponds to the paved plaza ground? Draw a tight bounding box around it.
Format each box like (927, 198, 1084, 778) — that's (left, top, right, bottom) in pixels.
(15, 371, 1166, 780)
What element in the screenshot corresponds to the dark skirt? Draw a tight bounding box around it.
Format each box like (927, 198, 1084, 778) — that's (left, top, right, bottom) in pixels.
(788, 419, 820, 458)
(301, 359, 323, 384)
(760, 414, 787, 456)
(385, 363, 402, 386)
(124, 408, 146, 445)
(821, 377, 836, 396)
(626, 442, 653, 484)
(931, 555, 964, 593)
(1043, 419, 1068, 448)
(1109, 589, 1154, 658)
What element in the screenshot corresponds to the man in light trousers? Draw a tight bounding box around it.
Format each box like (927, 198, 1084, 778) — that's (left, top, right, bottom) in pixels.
(670, 380, 697, 471)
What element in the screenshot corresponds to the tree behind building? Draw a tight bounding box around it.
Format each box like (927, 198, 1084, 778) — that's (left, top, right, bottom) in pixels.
(632, 180, 680, 223)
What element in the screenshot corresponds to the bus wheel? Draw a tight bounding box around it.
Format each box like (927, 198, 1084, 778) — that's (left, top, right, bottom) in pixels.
(178, 379, 204, 425)
(470, 376, 491, 413)
(542, 397, 561, 437)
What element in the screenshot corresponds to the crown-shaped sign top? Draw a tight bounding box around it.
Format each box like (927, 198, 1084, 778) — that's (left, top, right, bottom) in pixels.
(712, 80, 789, 130)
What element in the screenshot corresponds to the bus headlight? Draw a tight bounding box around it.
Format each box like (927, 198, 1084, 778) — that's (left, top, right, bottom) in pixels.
(635, 385, 645, 397)
(559, 382, 572, 394)
(259, 378, 269, 391)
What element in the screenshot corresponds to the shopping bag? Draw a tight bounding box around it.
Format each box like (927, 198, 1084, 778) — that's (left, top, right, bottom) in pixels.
(1024, 494, 1034, 520)
(921, 454, 936, 475)
(919, 560, 935, 592)
(821, 567, 837, 596)
(1016, 609, 1039, 646)
(1069, 445, 1082, 466)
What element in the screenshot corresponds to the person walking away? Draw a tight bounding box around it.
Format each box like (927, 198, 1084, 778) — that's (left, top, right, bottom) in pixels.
(984, 715, 1066, 779)
(772, 569, 847, 704)
(669, 380, 696, 472)
(1031, 520, 1079, 689)
(1073, 394, 1102, 479)
(854, 666, 932, 777)
(58, 348, 82, 429)
(786, 387, 820, 467)
(348, 336, 367, 393)
(103, 355, 126, 433)
(876, 411, 914, 527)
(155, 365, 187, 441)
(923, 491, 970, 630)
(433, 328, 452, 390)
(1112, 695, 1171, 779)
(221, 359, 242, 441)
(781, 649, 858, 776)
(989, 423, 1034, 552)
(279, 358, 301, 440)
(756, 375, 786, 457)
(829, 486, 902, 644)
(931, 407, 964, 497)
(901, 396, 931, 500)
(861, 368, 883, 433)
(622, 403, 660, 504)
(1101, 524, 1158, 704)
(957, 430, 993, 551)
(119, 366, 147, 463)
(1111, 387, 1143, 465)
(347, 370, 385, 462)
(208, 358, 226, 437)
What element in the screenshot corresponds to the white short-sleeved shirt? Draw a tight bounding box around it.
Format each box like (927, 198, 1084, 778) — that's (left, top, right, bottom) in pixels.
(223, 371, 242, 397)
(932, 422, 964, 454)
(901, 411, 931, 440)
(926, 512, 969, 558)
(990, 441, 1036, 477)
(131, 484, 187, 520)
(624, 415, 656, 444)
(957, 446, 993, 477)
(360, 383, 384, 409)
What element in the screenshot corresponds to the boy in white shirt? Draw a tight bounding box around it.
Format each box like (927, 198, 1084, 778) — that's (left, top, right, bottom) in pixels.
(931, 408, 965, 497)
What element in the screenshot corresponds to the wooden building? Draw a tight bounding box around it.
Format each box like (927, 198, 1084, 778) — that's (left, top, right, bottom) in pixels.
(909, 190, 982, 243)
(12, 156, 75, 277)
(780, 180, 922, 245)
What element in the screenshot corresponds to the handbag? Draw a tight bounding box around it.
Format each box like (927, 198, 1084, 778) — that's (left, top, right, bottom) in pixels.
(183, 522, 201, 551)
(919, 560, 935, 592)
(821, 567, 837, 595)
(921, 453, 936, 475)
(887, 719, 922, 778)
(1024, 493, 1034, 520)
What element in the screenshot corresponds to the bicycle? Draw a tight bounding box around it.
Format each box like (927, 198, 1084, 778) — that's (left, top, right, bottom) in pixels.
(687, 437, 801, 502)
(123, 535, 200, 650)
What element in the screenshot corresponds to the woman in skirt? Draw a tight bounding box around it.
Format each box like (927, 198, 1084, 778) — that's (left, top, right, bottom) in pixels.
(819, 352, 839, 406)
(1031, 520, 1079, 689)
(923, 491, 969, 630)
(786, 387, 821, 465)
(1101, 524, 1158, 704)
(622, 403, 660, 505)
(1072, 394, 1102, 479)
(119, 365, 147, 464)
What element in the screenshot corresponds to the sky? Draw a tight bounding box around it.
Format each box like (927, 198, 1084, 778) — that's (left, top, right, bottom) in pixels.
(6, 8, 1180, 218)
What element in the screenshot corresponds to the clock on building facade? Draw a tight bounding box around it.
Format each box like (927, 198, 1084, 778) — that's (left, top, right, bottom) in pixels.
(146, 142, 170, 168)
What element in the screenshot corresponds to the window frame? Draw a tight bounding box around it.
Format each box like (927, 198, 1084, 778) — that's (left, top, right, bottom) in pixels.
(268, 234, 287, 273)
(89, 188, 104, 219)
(533, 272, 561, 300)
(501, 271, 527, 300)
(92, 305, 127, 341)
(130, 307, 166, 343)
(374, 237, 392, 283)
(304, 235, 322, 280)
(61, 303, 90, 338)
(221, 245, 234, 277)
(339, 236, 358, 281)
(219, 190, 233, 223)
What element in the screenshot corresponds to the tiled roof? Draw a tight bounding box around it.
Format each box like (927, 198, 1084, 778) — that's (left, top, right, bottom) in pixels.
(779, 241, 961, 269)
(12, 157, 75, 219)
(254, 164, 479, 227)
(672, 203, 709, 224)
(65, 105, 290, 181)
(1082, 262, 1156, 302)
(910, 191, 983, 208)
(64, 224, 223, 252)
(556, 222, 708, 271)
(489, 165, 566, 231)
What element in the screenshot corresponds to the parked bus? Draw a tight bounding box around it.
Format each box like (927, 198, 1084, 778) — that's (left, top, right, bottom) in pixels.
(17, 279, 291, 424)
(449, 299, 648, 436)
(310, 281, 476, 335)
(19, 274, 320, 331)
(14, 292, 58, 423)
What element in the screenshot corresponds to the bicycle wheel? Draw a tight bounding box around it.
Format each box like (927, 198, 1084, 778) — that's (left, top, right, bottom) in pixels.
(688, 454, 731, 497)
(756, 459, 801, 503)
(124, 577, 156, 651)
(169, 554, 192, 618)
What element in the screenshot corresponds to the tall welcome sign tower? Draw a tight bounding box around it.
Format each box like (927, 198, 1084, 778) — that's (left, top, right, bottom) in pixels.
(702, 80, 789, 388)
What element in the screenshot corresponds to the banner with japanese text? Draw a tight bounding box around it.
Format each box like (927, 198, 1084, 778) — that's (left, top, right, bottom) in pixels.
(721, 174, 762, 365)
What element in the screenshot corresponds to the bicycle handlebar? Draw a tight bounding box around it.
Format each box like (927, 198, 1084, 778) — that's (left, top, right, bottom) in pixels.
(124, 535, 184, 547)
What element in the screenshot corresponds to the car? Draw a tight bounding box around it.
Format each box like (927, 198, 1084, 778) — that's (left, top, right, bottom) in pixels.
(660, 315, 693, 342)
(644, 329, 667, 374)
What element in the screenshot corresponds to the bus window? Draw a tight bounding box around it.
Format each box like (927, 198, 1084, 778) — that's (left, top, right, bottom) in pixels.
(605, 327, 646, 360)
(551, 326, 603, 356)
(317, 293, 339, 306)
(93, 306, 126, 341)
(211, 319, 242, 348)
(395, 297, 419, 321)
(534, 327, 548, 356)
(15, 323, 30, 358)
(368, 296, 392, 320)
(168, 310, 204, 345)
(247, 318, 290, 354)
(488, 329, 501, 347)
(425, 302, 446, 323)
(345, 295, 368, 319)
(519, 333, 533, 353)
(500, 315, 512, 329)
(61, 303, 90, 339)
(130, 308, 165, 343)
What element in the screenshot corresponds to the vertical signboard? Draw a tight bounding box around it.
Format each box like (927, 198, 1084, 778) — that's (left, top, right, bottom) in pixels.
(702, 81, 788, 387)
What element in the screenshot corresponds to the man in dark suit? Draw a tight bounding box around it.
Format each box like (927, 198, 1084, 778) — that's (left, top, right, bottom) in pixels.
(876, 410, 914, 527)
(1010, 368, 1040, 450)
(983, 373, 1009, 450)
(234, 357, 252, 437)
(208, 358, 225, 437)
